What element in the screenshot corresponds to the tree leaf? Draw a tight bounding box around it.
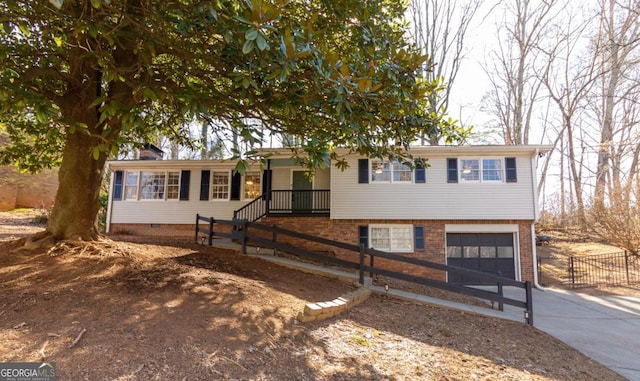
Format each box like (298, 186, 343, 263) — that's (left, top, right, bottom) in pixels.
(242, 39, 254, 54)
(48, 0, 63, 9)
(245, 28, 258, 41)
(256, 34, 268, 51)
(143, 88, 158, 101)
(18, 23, 30, 37)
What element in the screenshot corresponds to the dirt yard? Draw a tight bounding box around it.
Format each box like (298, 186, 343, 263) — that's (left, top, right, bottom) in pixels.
(536, 230, 640, 297)
(0, 210, 626, 380)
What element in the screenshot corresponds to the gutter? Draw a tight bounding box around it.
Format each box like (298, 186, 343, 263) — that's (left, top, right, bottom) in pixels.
(530, 148, 545, 290)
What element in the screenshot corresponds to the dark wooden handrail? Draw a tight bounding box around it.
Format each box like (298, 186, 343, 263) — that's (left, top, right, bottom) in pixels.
(195, 215, 534, 325)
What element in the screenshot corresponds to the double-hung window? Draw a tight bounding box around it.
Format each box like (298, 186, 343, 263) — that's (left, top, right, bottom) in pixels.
(371, 160, 412, 183)
(460, 158, 503, 182)
(369, 224, 413, 252)
(211, 171, 230, 200)
(166, 172, 180, 199)
(124, 171, 139, 200)
(482, 159, 502, 181)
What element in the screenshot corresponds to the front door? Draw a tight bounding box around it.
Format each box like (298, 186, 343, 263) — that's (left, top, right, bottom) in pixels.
(292, 171, 313, 212)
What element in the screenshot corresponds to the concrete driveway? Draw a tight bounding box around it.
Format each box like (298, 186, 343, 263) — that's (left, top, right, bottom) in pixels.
(500, 287, 640, 381)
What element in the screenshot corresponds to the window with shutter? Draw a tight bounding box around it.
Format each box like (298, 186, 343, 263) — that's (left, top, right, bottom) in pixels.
(112, 171, 123, 200)
(179, 170, 190, 200)
(200, 170, 210, 200)
(359, 226, 368, 248)
(447, 158, 458, 183)
(414, 226, 425, 250)
(414, 165, 426, 183)
(230, 171, 241, 200)
(358, 159, 369, 183)
(505, 157, 517, 182)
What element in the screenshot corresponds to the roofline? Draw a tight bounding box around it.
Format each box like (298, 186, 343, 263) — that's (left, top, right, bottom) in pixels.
(402, 144, 553, 156)
(106, 144, 553, 169)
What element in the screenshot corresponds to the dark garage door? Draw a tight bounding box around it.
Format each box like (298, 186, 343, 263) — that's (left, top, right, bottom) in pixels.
(446, 233, 515, 284)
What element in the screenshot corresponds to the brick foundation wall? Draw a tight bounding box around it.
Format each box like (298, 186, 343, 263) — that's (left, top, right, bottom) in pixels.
(261, 217, 535, 283)
(111, 217, 536, 283)
(109, 223, 196, 237)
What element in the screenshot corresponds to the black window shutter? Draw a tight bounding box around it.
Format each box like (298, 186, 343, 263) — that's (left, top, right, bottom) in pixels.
(358, 159, 369, 183)
(179, 170, 190, 200)
(447, 158, 458, 183)
(200, 170, 210, 200)
(505, 157, 517, 182)
(415, 164, 426, 183)
(358, 226, 369, 248)
(230, 171, 241, 200)
(261, 169, 272, 200)
(113, 170, 123, 200)
(414, 226, 425, 250)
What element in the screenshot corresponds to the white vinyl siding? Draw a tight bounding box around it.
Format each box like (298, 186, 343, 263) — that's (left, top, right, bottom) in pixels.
(111, 169, 248, 224)
(271, 168, 291, 190)
(314, 168, 330, 189)
(332, 155, 536, 220)
(269, 167, 330, 190)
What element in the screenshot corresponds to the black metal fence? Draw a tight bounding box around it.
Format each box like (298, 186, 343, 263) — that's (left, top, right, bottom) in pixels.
(568, 251, 640, 288)
(195, 215, 534, 325)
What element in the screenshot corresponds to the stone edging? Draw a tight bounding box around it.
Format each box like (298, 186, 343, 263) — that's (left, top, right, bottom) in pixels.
(297, 284, 371, 323)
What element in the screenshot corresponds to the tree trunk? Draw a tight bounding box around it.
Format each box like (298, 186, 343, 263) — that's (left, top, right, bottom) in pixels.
(46, 131, 107, 241)
(566, 119, 585, 227)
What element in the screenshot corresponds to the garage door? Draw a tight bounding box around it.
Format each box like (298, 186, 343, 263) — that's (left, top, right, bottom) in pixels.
(446, 233, 515, 284)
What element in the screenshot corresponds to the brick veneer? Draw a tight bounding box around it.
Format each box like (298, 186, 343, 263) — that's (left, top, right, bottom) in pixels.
(110, 217, 536, 282)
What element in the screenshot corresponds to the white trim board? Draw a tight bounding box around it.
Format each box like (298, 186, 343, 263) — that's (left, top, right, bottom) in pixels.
(445, 224, 520, 233)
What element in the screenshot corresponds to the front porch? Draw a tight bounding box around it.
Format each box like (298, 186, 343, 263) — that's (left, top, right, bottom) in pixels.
(234, 189, 330, 221)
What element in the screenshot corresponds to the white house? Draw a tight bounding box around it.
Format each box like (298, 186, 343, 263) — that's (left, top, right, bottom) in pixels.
(105, 144, 551, 285)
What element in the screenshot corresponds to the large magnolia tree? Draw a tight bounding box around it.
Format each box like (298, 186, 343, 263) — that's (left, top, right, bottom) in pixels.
(0, 0, 464, 242)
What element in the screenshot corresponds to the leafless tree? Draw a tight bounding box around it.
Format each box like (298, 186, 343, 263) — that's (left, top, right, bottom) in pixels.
(483, 0, 561, 145)
(537, 3, 599, 226)
(591, 0, 640, 206)
(408, 0, 481, 145)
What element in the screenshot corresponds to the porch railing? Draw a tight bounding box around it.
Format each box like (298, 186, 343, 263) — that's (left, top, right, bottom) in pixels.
(233, 189, 330, 222)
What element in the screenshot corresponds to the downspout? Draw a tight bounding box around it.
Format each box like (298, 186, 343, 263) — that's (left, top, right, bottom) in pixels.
(530, 149, 545, 290)
(105, 167, 114, 234)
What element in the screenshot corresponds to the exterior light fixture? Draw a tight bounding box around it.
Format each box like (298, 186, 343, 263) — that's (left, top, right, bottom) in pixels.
(384, 284, 389, 292)
(246, 180, 254, 185)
